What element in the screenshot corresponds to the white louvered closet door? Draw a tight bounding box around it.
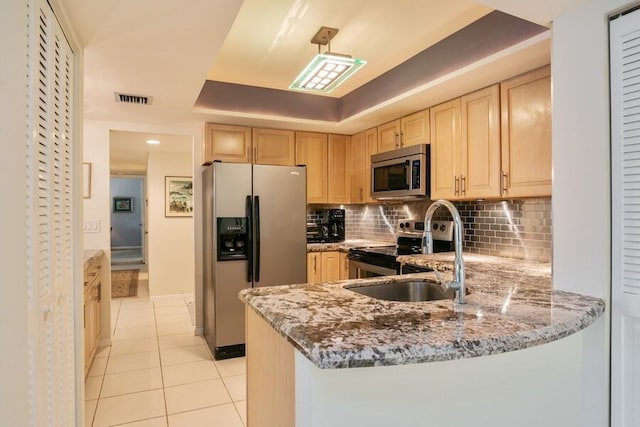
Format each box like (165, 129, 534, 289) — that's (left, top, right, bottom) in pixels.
(611, 10, 640, 427)
(25, 0, 76, 425)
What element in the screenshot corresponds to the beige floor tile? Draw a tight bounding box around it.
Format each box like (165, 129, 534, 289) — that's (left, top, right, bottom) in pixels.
(110, 337, 158, 356)
(113, 325, 158, 341)
(85, 376, 103, 401)
(85, 399, 97, 427)
(214, 357, 246, 377)
(162, 360, 220, 387)
(93, 389, 166, 427)
(116, 318, 156, 329)
(222, 374, 246, 402)
(160, 345, 210, 367)
(113, 417, 167, 427)
(155, 315, 191, 326)
(87, 356, 109, 377)
(101, 367, 163, 397)
(167, 403, 243, 427)
(164, 379, 231, 415)
(158, 334, 205, 350)
(156, 323, 194, 337)
(234, 400, 246, 426)
(106, 351, 160, 374)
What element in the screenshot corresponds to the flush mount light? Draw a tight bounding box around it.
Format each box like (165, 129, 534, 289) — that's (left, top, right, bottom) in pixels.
(146, 139, 161, 145)
(289, 27, 366, 94)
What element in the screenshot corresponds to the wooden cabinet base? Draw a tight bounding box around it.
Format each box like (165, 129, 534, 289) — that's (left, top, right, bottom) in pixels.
(246, 308, 295, 427)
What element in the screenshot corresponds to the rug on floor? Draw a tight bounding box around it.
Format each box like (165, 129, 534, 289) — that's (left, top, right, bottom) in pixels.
(111, 269, 139, 298)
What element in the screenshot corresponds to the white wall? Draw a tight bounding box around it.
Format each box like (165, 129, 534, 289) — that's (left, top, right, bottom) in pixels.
(0, 2, 30, 425)
(551, 0, 636, 425)
(147, 151, 195, 296)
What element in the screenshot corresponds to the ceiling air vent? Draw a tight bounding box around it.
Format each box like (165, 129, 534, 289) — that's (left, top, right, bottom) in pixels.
(114, 92, 153, 105)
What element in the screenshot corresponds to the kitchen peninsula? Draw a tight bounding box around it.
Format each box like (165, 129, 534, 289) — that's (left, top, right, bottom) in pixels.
(240, 253, 604, 427)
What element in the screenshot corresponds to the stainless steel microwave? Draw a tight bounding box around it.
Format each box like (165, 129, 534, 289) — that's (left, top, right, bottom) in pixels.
(371, 144, 430, 199)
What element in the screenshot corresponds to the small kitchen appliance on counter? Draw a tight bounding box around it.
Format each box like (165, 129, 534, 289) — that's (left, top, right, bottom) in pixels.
(306, 208, 345, 243)
(348, 219, 454, 278)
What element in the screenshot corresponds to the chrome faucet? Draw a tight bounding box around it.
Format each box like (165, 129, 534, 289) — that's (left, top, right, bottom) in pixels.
(422, 200, 466, 304)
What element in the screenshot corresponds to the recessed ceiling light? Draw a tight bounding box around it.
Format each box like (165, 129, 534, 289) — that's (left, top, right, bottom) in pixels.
(146, 139, 161, 145)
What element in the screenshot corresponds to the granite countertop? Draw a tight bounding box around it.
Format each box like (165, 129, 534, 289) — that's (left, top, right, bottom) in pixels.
(84, 249, 104, 266)
(240, 253, 605, 369)
(307, 239, 395, 252)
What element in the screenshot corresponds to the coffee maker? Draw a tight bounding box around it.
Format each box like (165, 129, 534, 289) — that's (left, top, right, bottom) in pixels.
(324, 209, 345, 242)
(307, 209, 345, 243)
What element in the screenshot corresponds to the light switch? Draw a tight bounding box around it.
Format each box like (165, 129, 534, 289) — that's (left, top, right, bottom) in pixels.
(83, 219, 100, 233)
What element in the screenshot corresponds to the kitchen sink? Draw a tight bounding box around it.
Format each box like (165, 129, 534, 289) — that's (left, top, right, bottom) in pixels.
(345, 279, 456, 302)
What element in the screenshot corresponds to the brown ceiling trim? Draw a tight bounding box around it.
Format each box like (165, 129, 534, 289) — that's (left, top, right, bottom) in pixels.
(194, 11, 547, 123)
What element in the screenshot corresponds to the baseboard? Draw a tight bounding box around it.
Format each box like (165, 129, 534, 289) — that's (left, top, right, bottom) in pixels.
(111, 246, 142, 250)
(195, 327, 204, 336)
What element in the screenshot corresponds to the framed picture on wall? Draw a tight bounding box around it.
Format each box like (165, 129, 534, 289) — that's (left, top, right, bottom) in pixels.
(113, 197, 133, 213)
(165, 176, 193, 217)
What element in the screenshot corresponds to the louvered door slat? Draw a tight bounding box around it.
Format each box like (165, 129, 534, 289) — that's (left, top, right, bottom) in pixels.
(612, 11, 640, 427)
(25, 0, 76, 424)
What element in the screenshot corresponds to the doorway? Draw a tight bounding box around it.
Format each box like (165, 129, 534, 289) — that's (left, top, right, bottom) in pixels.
(110, 176, 146, 267)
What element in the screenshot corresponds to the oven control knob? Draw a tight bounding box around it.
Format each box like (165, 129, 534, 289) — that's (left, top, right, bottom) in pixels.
(433, 223, 439, 230)
(440, 224, 446, 232)
(404, 222, 410, 229)
(399, 223, 405, 229)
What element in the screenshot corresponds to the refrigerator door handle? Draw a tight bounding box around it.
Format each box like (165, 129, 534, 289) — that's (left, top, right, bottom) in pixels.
(254, 195, 261, 283)
(245, 195, 253, 283)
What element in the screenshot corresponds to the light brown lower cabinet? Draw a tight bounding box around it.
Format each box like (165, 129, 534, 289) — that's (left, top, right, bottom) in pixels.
(84, 263, 101, 377)
(246, 307, 295, 427)
(307, 251, 348, 283)
(339, 252, 350, 280)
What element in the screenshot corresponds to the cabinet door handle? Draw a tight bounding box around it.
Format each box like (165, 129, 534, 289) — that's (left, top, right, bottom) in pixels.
(360, 187, 363, 202)
(502, 171, 509, 194)
(313, 257, 317, 274)
(400, 132, 404, 147)
(253, 146, 258, 163)
(454, 176, 459, 196)
(461, 175, 466, 196)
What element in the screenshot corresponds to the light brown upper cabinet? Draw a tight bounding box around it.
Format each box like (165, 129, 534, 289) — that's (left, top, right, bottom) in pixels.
(378, 120, 401, 153)
(252, 128, 296, 166)
(460, 85, 501, 199)
(430, 98, 461, 200)
(377, 110, 430, 153)
(350, 128, 378, 204)
(203, 123, 252, 164)
(203, 124, 295, 166)
(295, 132, 327, 204)
(401, 109, 430, 147)
(500, 66, 551, 198)
(328, 134, 350, 204)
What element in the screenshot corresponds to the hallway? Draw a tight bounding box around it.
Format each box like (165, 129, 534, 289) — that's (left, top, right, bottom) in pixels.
(84, 272, 246, 426)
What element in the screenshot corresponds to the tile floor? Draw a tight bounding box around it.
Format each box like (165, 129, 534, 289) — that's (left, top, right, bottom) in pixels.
(85, 272, 246, 426)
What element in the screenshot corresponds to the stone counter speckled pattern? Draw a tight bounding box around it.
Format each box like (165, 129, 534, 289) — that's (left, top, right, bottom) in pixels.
(240, 253, 605, 369)
(307, 239, 394, 252)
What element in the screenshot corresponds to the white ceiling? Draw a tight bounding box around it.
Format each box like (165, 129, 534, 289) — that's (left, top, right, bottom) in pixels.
(57, 0, 556, 172)
(109, 131, 193, 175)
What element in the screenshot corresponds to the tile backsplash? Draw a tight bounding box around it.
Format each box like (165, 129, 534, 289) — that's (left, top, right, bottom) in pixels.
(307, 197, 552, 262)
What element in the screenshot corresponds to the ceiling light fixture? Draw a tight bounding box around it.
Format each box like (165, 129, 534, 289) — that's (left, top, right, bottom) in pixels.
(146, 139, 161, 145)
(289, 27, 366, 94)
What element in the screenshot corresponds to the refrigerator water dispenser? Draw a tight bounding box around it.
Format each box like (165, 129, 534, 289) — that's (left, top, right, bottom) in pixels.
(217, 217, 248, 261)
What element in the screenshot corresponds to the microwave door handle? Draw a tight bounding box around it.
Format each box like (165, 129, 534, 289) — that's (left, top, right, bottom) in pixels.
(405, 160, 411, 189)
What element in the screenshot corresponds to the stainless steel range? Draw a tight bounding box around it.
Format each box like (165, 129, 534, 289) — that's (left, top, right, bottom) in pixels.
(348, 220, 454, 278)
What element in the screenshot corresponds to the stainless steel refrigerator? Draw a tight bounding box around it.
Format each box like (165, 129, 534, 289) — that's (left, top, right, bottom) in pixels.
(202, 162, 307, 359)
